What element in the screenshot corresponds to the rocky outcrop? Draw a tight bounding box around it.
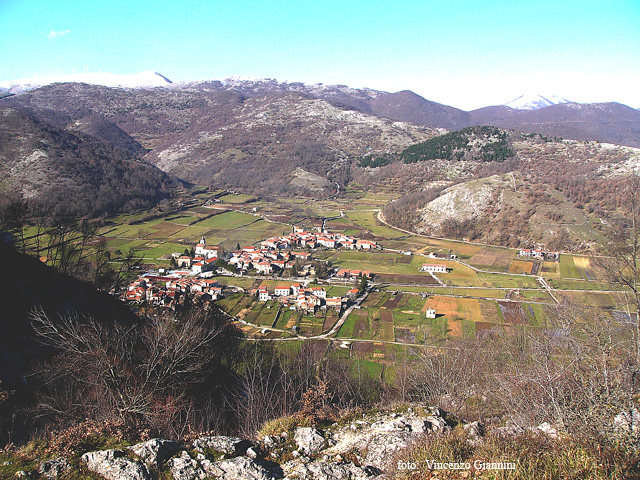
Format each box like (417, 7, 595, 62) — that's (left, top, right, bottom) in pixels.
(282, 460, 382, 480)
(293, 427, 326, 455)
(204, 456, 280, 480)
(127, 438, 181, 467)
(166, 451, 207, 480)
(71, 406, 461, 480)
(81, 449, 150, 480)
(319, 407, 455, 470)
(192, 435, 254, 456)
(38, 458, 70, 478)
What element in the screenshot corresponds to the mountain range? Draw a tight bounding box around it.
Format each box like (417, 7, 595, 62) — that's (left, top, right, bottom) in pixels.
(10, 72, 639, 145)
(1, 72, 639, 211)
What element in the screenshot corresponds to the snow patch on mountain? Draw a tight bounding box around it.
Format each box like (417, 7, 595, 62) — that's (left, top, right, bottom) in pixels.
(505, 94, 572, 110)
(0, 71, 172, 94)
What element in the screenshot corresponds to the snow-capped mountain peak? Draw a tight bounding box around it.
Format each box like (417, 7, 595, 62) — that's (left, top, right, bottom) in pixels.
(504, 94, 572, 110)
(0, 71, 172, 94)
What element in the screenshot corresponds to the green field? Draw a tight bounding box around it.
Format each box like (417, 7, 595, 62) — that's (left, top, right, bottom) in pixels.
(345, 211, 407, 239)
(218, 193, 255, 204)
(192, 211, 258, 229)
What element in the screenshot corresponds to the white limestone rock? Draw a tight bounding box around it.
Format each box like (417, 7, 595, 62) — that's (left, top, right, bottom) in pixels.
(81, 449, 150, 480)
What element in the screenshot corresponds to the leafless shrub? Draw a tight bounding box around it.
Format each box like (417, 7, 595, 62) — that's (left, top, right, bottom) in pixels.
(28, 306, 238, 439)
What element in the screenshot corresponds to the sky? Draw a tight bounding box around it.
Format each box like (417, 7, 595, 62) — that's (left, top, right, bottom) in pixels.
(1, 0, 639, 110)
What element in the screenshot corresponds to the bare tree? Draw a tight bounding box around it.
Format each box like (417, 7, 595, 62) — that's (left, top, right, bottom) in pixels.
(29, 307, 236, 437)
(493, 306, 637, 438)
(408, 339, 486, 418)
(594, 176, 640, 362)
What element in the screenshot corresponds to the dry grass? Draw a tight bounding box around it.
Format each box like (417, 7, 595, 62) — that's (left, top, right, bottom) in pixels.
(447, 319, 463, 337)
(425, 297, 483, 324)
(508, 260, 534, 274)
(573, 256, 591, 269)
(381, 321, 395, 341)
(390, 429, 640, 480)
(470, 248, 513, 268)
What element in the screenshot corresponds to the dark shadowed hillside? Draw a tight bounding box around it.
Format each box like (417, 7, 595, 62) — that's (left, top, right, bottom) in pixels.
(0, 239, 138, 385)
(0, 105, 180, 216)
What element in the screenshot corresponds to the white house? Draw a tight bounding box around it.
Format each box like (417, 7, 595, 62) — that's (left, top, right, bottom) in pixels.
(255, 262, 273, 274)
(177, 255, 192, 268)
(258, 288, 270, 302)
(426, 308, 436, 319)
(356, 240, 377, 250)
(274, 285, 291, 297)
(420, 264, 447, 273)
(310, 287, 326, 299)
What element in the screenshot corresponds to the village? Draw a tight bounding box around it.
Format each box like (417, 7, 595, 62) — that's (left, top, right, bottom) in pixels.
(122, 227, 379, 313)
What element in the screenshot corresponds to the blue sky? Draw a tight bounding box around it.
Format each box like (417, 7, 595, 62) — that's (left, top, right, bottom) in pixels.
(1, 0, 639, 109)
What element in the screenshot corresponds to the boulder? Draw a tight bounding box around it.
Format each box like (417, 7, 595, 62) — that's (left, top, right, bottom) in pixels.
(166, 451, 207, 480)
(534, 422, 559, 439)
(360, 431, 413, 469)
(203, 456, 280, 480)
(81, 449, 149, 480)
(192, 435, 253, 456)
(39, 458, 70, 478)
(424, 415, 449, 433)
(284, 460, 382, 480)
(463, 421, 486, 445)
(127, 438, 182, 467)
(294, 427, 325, 456)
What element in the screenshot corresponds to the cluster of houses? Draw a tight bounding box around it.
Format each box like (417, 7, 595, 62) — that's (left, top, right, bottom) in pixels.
(226, 227, 378, 276)
(261, 227, 379, 251)
(120, 227, 381, 311)
(123, 274, 225, 308)
(227, 246, 312, 275)
(256, 282, 359, 314)
(517, 248, 560, 261)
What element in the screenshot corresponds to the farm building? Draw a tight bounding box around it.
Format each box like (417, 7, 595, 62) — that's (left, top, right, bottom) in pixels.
(420, 264, 447, 273)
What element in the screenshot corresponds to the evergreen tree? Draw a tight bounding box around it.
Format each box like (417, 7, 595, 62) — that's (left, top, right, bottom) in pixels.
(358, 273, 368, 294)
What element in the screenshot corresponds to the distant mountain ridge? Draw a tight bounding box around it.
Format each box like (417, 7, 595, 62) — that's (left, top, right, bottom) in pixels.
(173, 77, 640, 145)
(2, 71, 638, 146)
(0, 71, 172, 94)
(2, 72, 639, 199)
(504, 94, 572, 110)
